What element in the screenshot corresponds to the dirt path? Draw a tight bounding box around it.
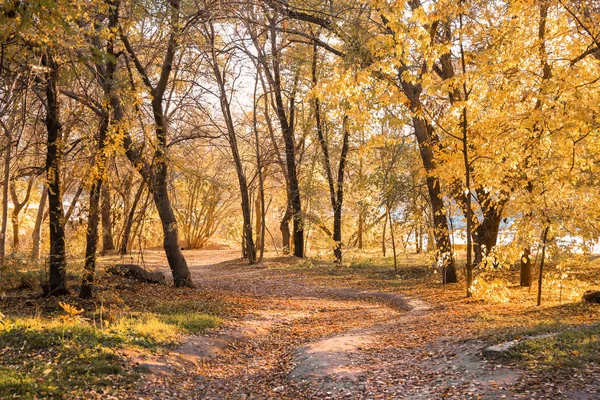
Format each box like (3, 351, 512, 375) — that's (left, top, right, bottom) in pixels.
(121, 250, 527, 399)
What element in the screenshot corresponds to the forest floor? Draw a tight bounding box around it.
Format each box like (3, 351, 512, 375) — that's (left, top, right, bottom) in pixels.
(1, 249, 600, 399)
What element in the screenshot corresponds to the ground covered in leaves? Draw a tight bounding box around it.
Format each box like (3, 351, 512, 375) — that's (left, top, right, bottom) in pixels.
(1, 249, 599, 399)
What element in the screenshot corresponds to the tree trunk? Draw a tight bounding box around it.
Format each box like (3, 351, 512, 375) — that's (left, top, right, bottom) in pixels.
(254, 194, 263, 258)
(382, 211, 387, 257)
(537, 227, 549, 306)
(462, 111, 473, 297)
(388, 205, 397, 271)
(471, 193, 506, 265)
(332, 200, 343, 262)
(120, 180, 144, 255)
(80, 114, 109, 299)
(150, 96, 193, 287)
(43, 53, 68, 296)
(31, 186, 47, 262)
(357, 133, 365, 251)
(251, 18, 304, 258)
(412, 117, 457, 284)
(332, 120, 349, 263)
(101, 183, 115, 254)
(283, 128, 303, 258)
(10, 198, 18, 250)
(459, 18, 472, 297)
(358, 210, 364, 250)
(10, 178, 34, 250)
(129, 191, 151, 253)
(238, 179, 256, 264)
(0, 132, 10, 267)
(119, 0, 193, 287)
(313, 46, 349, 263)
(150, 171, 192, 287)
(253, 76, 266, 262)
(280, 205, 292, 255)
(62, 184, 82, 225)
(520, 246, 532, 287)
(207, 30, 256, 264)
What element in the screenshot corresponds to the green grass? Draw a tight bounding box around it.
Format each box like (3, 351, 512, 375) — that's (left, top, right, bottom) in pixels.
(505, 324, 600, 370)
(0, 321, 132, 398)
(0, 307, 222, 398)
(0, 367, 37, 397)
(159, 312, 221, 334)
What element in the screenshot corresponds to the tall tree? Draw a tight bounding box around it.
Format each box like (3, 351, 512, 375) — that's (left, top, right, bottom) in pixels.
(248, 10, 305, 257)
(202, 18, 256, 263)
(42, 52, 68, 295)
(312, 44, 350, 263)
(119, 0, 195, 286)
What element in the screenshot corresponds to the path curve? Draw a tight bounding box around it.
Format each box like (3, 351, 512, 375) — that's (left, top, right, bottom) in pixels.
(119, 250, 524, 399)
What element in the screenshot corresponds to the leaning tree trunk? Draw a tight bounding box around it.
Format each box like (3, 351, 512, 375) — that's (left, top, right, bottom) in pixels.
(43, 53, 68, 296)
(121, 103, 193, 287)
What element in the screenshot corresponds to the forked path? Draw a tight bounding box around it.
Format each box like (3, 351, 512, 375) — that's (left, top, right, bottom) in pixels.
(125, 251, 524, 399)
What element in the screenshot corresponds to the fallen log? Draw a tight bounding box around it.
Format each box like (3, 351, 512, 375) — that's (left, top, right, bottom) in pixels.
(106, 264, 166, 285)
(583, 290, 600, 304)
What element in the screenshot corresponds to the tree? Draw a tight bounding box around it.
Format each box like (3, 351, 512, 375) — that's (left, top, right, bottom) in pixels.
(201, 17, 256, 263)
(272, 0, 459, 282)
(119, 0, 196, 286)
(247, 9, 305, 257)
(311, 44, 351, 263)
(42, 52, 68, 295)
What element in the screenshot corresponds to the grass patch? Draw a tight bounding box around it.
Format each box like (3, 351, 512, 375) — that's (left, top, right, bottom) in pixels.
(0, 303, 223, 397)
(0, 321, 133, 398)
(0, 367, 37, 397)
(159, 312, 221, 334)
(505, 324, 600, 370)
